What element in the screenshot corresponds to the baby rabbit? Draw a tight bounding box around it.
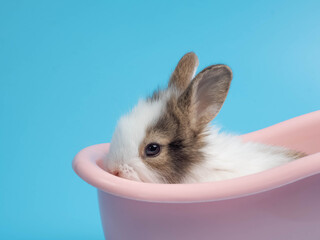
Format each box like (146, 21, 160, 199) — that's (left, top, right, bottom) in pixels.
(103, 52, 304, 183)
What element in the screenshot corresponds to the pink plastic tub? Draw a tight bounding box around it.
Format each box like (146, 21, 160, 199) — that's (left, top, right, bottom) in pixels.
(73, 111, 320, 240)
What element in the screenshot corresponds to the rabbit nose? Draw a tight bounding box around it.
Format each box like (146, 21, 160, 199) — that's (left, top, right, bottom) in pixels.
(111, 170, 120, 177)
(104, 164, 120, 176)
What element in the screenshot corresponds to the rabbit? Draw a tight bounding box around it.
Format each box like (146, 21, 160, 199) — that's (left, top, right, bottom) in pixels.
(103, 52, 305, 184)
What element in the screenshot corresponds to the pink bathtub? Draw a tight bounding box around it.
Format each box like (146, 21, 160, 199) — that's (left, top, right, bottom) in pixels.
(73, 111, 320, 240)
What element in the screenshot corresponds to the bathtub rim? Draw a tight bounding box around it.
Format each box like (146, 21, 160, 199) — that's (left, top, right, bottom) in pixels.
(73, 111, 320, 203)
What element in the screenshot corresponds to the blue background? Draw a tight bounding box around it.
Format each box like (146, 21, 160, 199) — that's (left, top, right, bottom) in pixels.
(0, 0, 319, 239)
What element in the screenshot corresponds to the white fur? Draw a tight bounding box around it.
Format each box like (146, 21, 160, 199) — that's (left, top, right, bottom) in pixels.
(182, 127, 294, 183)
(104, 90, 176, 183)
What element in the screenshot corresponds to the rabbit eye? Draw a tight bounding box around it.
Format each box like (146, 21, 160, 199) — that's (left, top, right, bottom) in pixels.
(145, 143, 161, 157)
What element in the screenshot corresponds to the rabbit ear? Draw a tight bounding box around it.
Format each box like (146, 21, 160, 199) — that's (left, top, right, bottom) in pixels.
(178, 64, 232, 128)
(168, 52, 199, 92)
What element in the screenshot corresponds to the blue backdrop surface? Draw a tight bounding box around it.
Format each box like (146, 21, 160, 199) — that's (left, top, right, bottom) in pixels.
(0, 0, 319, 239)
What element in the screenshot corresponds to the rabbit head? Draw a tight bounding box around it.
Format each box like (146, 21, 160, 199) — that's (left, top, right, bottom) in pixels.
(104, 52, 232, 183)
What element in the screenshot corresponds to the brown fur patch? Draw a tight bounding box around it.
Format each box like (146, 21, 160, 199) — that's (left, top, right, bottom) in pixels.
(287, 150, 308, 159)
(193, 65, 232, 126)
(262, 144, 307, 160)
(147, 52, 199, 103)
(178, 64, 232, 130)
(147, 88, 164, 102)
(169, 52, 199, 91)
(139, 95, 207, 183)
